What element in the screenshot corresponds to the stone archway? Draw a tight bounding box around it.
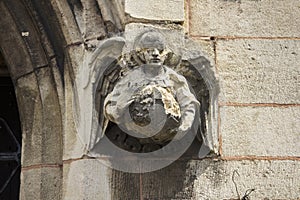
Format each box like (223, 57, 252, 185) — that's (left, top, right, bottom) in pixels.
(0, 0, 64, 199)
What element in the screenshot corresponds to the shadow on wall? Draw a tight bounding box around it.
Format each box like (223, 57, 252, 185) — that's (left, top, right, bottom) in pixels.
(111, 142, 211, 200)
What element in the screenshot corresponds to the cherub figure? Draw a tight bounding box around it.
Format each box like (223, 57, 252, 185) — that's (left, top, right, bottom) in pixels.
(104, 31, 200, 144)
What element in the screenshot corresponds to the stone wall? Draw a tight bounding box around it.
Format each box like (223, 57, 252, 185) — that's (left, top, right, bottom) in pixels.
(186, 0, 300, 199)
(62, 0, 300, 199)
(1, 0, 299, 199)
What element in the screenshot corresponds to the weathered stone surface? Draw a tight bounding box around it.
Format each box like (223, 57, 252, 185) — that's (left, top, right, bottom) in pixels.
(111, 170, 140, 200)
(141, 160, 197, 199)
(124, 23, 185, 54)
(16, 73, 43, 166)
(63, 159, 142, 200)
(184, 38, 216, 70)
(50, 0, 83, 45)
(220, 106, 300, 157)
(190, 0, 300, 37)
(3, 1, 49, 68)
(81, 0, 106, 40)
(191, 160, 300, 199)
(50, 58, 64, 113)
(52, 0, 125, 44)
(0, 1, 34, 80)
(217, 39, 300, 104)
(66, 44, 85, 77)
(63, 159, 112, 200)
(20, 167, 62, 200)
(16, 68, 63, 167)
(96, 0, 125, 33)
(125, 0, 184, 21)
(35, 67, 63, 163)
(63, 65, 86, 160)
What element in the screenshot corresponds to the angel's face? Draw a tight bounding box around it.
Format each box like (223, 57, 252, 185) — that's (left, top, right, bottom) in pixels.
(136, 32, 166, 66)
(143, 48, 165, 65)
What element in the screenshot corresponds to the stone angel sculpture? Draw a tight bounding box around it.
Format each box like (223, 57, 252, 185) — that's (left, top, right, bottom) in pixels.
(104, 31, 200, 145)
(75, 30, 214, 157)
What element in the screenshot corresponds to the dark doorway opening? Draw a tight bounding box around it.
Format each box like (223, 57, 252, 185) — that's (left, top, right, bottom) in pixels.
(0, 76, 22, 200)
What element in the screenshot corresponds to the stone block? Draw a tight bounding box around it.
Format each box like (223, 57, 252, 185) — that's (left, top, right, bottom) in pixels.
(111, 170, 140, 200)
(190, 0, 300, 37)
(16, 68, 63, 167)
(191, 159, 300, 199)
(220, 106, 300, 157)
(63, 67, 86, 160)
(81, 0, 107, 40)
(125, 0, 184, 21)
(50, 0, 83, 45)
(50, 58, 64, 111)
(184, 38, 216, 69)
(141, 160, 197, 199)
(63, 159, 112, 200)
(66, 44, 85, 77)
(20, 167, 62, 200)
(0, 2, 34, 80)
(63, 159, 142, 200)
(16, 73, 43, 166)
(3, 1, 49, 68)
(36, 67, 63, 162)
(217, 39, 300, 104)
(124, 23, 185, 54)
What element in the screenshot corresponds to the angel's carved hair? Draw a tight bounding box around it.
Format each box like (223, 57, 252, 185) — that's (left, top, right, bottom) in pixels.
(134, 30, 166, 51)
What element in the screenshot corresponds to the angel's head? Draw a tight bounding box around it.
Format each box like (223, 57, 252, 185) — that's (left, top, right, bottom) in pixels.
(135, 31, 167, 65)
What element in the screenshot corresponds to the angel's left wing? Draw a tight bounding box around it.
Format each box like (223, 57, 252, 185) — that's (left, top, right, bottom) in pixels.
(170, 56, 217, 155)
(75, 37, 126, 151)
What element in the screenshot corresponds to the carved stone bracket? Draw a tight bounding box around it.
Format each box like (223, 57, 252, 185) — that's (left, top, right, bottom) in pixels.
(72, 27, 219, 160)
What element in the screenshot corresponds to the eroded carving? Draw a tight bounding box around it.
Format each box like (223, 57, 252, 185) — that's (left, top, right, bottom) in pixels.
(67, 0, 125, 40)
(74, 29, 218, 160)
(104, 31, 199, 145)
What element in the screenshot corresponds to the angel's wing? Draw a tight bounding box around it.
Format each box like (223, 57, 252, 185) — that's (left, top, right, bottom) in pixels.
(169, 55, 217, 154)
(94, 59, 122, 144)
(87, 37, 126, 150)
